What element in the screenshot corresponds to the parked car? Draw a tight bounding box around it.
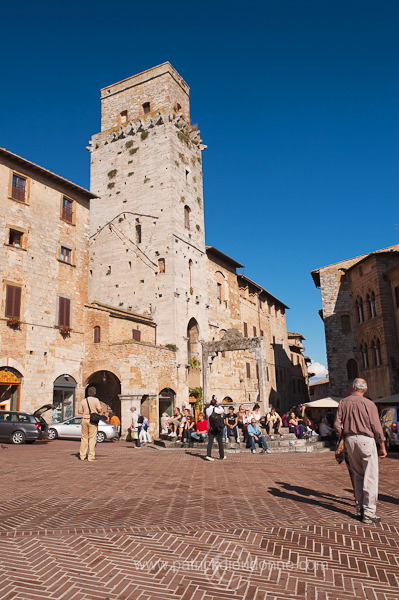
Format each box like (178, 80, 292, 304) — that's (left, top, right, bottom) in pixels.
(48, 416, 118, 443)
(380, 406, 399, 451)
(0, 404, 53, 444)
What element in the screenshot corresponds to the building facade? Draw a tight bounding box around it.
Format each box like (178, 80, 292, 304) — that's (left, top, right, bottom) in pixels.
(312, 245, 399, 400)
(0, 63, 310, 435)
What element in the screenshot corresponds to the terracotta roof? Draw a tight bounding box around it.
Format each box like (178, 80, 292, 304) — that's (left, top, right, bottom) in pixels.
(0, 147, 97, 201)
(206, 246, 244, 268)
(288, 332, 306, 340)
(238, 274, 289, 310)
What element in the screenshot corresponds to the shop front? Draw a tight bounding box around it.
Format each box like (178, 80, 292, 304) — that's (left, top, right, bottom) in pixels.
(0, 367, 22, 411)
(52, 375, 76, 422)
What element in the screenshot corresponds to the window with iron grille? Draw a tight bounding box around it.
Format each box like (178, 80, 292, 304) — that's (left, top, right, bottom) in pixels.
(58, 296, 71, 327)
(11, 174, 26, 202)
(62, 196, 74, 223)
(5, 285, 21, 318)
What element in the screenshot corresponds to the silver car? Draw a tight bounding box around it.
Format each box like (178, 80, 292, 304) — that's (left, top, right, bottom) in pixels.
(380, 406, 399, 451)
(47, 416, 119, 443)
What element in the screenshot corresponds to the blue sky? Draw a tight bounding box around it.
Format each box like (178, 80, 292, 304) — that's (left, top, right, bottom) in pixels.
(1, 1, 398, 373)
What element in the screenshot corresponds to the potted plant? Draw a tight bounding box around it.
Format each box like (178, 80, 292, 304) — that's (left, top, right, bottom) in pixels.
(7, 317, 21, 329)
(59, 325, 72, 337)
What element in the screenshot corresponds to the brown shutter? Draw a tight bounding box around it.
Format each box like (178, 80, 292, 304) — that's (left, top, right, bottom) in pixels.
(253, 326, 257, 337)
(243, 322, 248, 337)
(246, 362, 250, 378)
(132, 329, 141, 342)
(5, 285, 21, 318)
(58, 297, 70, 327)
(94, 326, 101, 343)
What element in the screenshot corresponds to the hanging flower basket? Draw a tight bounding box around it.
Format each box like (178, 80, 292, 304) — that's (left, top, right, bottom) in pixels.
(7, 317, 21, 329)
(188, 356, 200, 369)
(59, 326, 72, 337)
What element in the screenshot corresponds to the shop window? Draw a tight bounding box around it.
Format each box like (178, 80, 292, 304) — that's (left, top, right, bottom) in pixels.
(11, 173, 26, 203)
(5, 284, 21, 318)
(93, 326, 101, 343)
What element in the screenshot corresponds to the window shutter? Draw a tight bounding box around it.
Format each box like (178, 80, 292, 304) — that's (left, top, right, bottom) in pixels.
(5, 285, 21, 318)
(243, 322, 248, 337)
(246, 362, 251, 378)
(132, 329, 141, 342)
(94, 326, 101, 343)
(58, 297, 70, 327)
(253, 326, 257, 337)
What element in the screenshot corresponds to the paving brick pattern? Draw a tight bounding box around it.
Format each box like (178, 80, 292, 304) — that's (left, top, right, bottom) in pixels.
(1, 440, 398, 600)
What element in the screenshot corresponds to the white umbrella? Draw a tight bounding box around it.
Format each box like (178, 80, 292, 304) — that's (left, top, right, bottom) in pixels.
(304, 397, 340, 408)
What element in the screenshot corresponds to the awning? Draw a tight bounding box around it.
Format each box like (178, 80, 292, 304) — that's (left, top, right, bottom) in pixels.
(373, 393, 399, 405)
(304, 397, 341, 408)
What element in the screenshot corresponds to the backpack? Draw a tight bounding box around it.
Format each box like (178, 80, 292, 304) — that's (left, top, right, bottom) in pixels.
(209, 408, 225, 433)
(137, 415, 144, 425)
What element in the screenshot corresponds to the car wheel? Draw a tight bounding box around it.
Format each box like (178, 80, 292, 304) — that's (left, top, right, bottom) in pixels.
(96, 431, 106, 443)
(11, 431, 26, 445)
(48, 428, 58, 440)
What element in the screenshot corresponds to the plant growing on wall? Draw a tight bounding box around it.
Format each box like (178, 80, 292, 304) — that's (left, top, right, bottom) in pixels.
(108, 169, 118, 178)
(7, 317, 21, 329)
(165, 344, 178, 351)
(188, 357, 200, 369)
(189, 287, 194, 295)
(125, 140, 134, 149)
(129, 147, 139, 155)
(107, 182, 115, 189)
(141, 130, 149, 140)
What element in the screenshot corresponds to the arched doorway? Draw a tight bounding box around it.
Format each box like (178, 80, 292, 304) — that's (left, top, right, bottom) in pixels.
(85, 371, 121, 417)
(0, 367, 22, 411)
(347, 359, 359, 381)
(159, 388, 175, 432)
(53, 374, 76, 421)
(187, 318, 200, 388)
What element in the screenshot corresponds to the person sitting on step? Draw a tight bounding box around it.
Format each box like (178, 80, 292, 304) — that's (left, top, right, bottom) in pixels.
(190, 412, 208, 444)
(247, 418, 271, 454)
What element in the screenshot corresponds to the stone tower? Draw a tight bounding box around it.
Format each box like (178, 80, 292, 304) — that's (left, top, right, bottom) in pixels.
(88, 63, 208, 396)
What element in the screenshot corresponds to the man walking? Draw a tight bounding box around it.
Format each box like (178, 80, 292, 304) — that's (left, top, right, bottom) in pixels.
(78, 386, 103, 462)
(205, 398, 225, 461)
(334, 378, 386, 524)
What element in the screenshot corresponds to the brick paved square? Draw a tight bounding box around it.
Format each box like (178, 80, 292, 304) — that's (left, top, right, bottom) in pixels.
(1, 441, 398, 599)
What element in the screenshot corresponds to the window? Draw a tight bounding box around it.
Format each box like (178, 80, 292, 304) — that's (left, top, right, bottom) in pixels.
(136, 223, 142, 244)
(246, 363, 251, 378)
(60, 246, 72, 263)
(93, 326, 101, 344)
(132, 329, 141, 342)
(120, 110, 128, 123)
(253, 326, 257, 337)
(372, 339, 381, 366)
(361, 344, 368, 369)
(158, 258, 165, 273)
(61, 196, 74, 224)
(142, 102, 150, 114)
(341, 315, 351, 332)
(8, 229, 23, 247)
(347, 359, 359, 380)
(243, 322, 248, 337)
(189, 259, 193, 289)
(217, 283, 222, 300)
(11, 173, 26, 202)
(356, 298, 364, 323)
(260, 329, 264, 337)
(5, 284, 21, 318)
(58, 296, 71, 327)
(184, 206, 191, 230)
(369, 292, 376, 318)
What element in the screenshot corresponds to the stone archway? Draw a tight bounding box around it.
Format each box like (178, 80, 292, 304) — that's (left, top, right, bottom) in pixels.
(201, 328, 269, 413)
(85, 371, 121, 417)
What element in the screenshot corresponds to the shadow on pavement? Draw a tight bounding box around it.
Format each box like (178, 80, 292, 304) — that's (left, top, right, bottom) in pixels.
(269, 482, 356, 519)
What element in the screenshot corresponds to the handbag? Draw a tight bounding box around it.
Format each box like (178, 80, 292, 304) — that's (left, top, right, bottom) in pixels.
(87, 398, 101, 425)
(335, 437, 345, 464)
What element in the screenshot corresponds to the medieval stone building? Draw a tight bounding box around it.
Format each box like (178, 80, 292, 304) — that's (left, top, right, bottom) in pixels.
(1, 63, 310, 435)
(312, 244, 399, 401)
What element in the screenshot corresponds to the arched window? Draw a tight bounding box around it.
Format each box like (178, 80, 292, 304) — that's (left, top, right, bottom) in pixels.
(135, 223, 142, 244)
(361, 343, 369, 369)
(372, 339, 381, 366)
(370, 292, 376, 318)
(184, 206, 191, 230)
(93, 326, 101, 344)
(356, 297, 364, 323)
(347, 359, 359, 381)
(142, 102, 150, 114)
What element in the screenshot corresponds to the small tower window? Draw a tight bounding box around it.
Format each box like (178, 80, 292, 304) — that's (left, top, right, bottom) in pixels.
(136, 223, 142, 244)
(142, 102, 150, 114)
(132, 329, 141, 342)
(93, 326, 101, 344)
(120, 110, 128, 123)
(184, 206, 191, 230)
(158, 258, 165, 273)
(189, 259, 193, 289)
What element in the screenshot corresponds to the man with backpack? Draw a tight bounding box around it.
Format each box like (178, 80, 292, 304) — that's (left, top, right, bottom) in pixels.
(205, 398, 226, 461)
